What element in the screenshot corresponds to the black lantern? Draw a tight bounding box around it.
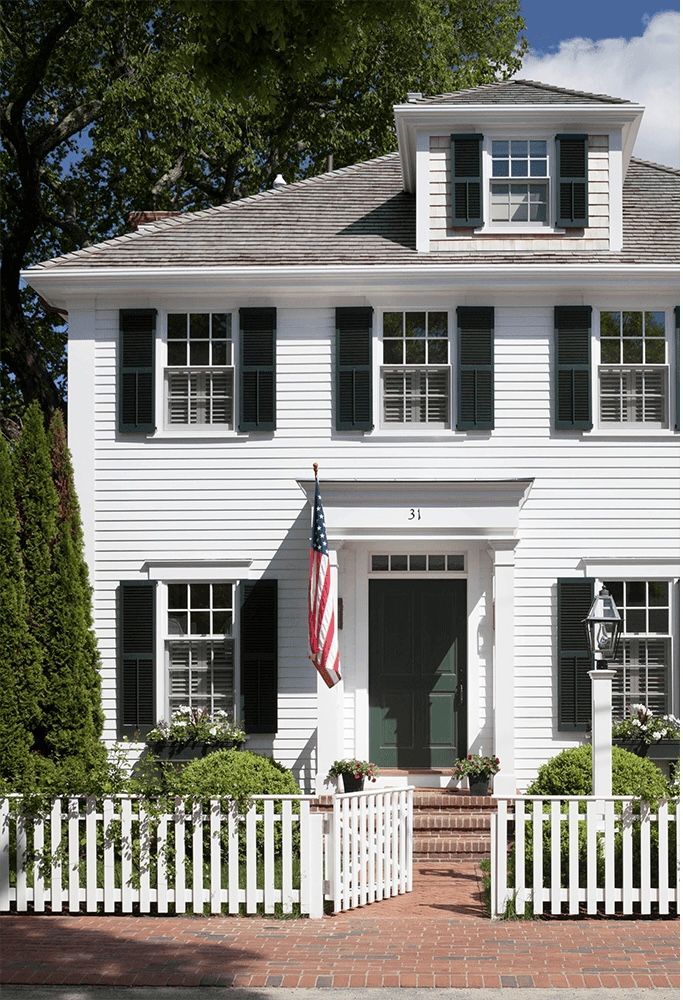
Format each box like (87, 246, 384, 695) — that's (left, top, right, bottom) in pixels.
(583, 586, 622, 663)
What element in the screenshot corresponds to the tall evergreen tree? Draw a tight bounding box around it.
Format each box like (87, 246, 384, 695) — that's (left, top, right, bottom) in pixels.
(0, 436, 42, 785)
(12, 402, 57, 756)
(49, 411, 105, 746)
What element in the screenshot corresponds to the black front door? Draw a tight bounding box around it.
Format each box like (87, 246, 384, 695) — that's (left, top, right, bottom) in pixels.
(369, 579, 467, 768)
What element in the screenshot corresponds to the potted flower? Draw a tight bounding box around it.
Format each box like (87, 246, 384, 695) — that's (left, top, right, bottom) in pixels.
(452, 753, 500, 795)
(327, 759, 379, 793)
(146, 706, 247, 761)
(612, 705, 680, 763)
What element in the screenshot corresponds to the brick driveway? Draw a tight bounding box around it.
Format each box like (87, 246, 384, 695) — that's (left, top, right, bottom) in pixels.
(1, 863, 679, 990)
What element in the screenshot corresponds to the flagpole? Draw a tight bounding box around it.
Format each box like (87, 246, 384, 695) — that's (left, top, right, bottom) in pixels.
(313, 462, 318, 480)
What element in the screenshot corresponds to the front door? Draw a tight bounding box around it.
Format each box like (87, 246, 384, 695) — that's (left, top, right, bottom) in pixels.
(369, 579, 466, 768)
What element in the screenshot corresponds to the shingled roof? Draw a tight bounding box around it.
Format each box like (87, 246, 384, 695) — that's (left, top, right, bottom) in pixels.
(30, 155, 678, 272)
(408, 79, 634, 106)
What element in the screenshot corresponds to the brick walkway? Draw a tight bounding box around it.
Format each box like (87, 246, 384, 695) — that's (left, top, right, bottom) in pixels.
(1, 863, 679, 990)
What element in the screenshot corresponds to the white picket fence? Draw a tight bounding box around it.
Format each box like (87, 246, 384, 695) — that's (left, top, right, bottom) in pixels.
(326, 787, 413, 912)
(491, 796, 681, 917)
(0, 788, 414, 918)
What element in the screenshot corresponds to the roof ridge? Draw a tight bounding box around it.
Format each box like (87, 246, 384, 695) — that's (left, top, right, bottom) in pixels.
(32, 153, 402, 270)
(630, 156, 679, 175)
(414, 78, 632, 105)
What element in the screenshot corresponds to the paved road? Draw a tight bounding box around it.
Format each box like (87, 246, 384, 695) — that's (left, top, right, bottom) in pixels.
(1, 990, 680, 1000)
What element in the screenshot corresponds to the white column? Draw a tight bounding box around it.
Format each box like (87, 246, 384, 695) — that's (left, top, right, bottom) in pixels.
(590, 668, 615, 798)
(315, 550, 344, 793)
(489, 544, 517, 796)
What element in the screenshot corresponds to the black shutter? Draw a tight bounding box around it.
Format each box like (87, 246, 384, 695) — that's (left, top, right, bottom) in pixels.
(451, 134, 483, 227)
(555, 134, 588, 228)
(239, 307, 276, 431)
(336, 306, 373, 431)
(118, 581, 156, 738)
(555, 306, 592, 430)
(674, 306, 679, 433)
(119, 309, 156, 433)
(456, 306, 494, 430)
(241, 579, 278, 734)
(557, 578, 594, 732)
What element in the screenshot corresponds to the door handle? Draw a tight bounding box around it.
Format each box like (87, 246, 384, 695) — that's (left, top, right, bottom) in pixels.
(458, 682, 464, 705)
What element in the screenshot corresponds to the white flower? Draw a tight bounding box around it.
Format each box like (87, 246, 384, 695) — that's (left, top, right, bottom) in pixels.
(652, 731, 663, 741)
(209, 725, 218, 735)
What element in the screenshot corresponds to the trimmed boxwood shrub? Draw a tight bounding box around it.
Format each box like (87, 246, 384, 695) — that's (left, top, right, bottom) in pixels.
(177, 749, 301, 812)
(527, 743, 670, 801)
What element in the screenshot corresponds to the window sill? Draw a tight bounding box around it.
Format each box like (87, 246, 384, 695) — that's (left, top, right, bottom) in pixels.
(587, 428, 678, 439)
(148, 428, 246, 440)
(372, 428, 466, 440)
(475, 225, 567, 236)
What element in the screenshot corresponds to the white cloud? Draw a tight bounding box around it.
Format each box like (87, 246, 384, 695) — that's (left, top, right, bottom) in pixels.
(519, 11, 680, 166)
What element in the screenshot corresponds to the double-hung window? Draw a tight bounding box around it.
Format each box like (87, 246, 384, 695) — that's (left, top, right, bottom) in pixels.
(166, 313, 233, 426)
(599, 311, 668, 427)
(604, 580, 673, 717)
(381, 311, 450, 426)
(491, 140, 549, 225)
(166, 583, 235, 715)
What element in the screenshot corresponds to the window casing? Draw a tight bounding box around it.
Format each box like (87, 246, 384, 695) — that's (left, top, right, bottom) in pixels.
(165, 313, 234, 427)
(604, 580, 673, 718)
(165, 582, 235, 716)
(490, 139, 549, 226)
(599, 311, 668, 427)
(381, 311, 450, 426)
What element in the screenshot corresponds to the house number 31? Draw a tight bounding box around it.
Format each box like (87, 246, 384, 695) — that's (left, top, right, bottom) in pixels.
(408, 508, 421, 520)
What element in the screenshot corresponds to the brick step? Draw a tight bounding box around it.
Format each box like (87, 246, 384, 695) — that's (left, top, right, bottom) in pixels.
(413, 812, 492, 832)
(413, 832, 490, 858)
(412, 791, 496, 811)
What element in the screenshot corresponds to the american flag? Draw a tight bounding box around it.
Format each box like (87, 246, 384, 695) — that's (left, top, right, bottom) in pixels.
(309, 477, 341, 688)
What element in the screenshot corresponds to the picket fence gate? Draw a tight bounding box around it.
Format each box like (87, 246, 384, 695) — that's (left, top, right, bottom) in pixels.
(0, 788, 414, 918)
(491, 796, 681, 917)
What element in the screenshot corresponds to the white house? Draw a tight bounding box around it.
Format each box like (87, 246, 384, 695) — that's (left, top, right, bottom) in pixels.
(24, 80, 679, 796)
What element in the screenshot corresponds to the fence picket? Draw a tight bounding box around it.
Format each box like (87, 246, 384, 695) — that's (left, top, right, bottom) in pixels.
(396, 793, 405, 897)
(532, 800, 543, 914)
(209, 800, 221, 914)
(227, 808, 239, 914)
(0, 799, 9, 911)
(640, 801, 652, 915)
(174, 799, 186, 914)
(359, 794, 369, 904)
(192, 800, 204, 914)
(586, 799, 598, 914)
(157, 813, 168, 914)
(264, 799, 275, 914)
(350, 796, 359, 908)
(341, 796, 350, 910)
(139, 802, 151, 913)
(102, 798, 115, 912)
(550, 800, 561, 913)
(33, 813, 45, 912)
(621, 800, 633, 915)
(245, 804, 257, 914)
(16, 811, 27, 912)
(406, 789, 413, 893)
(658, 801, 670, 914)
(50, 799, 62, 912)
(383, 793, 392, 900)
(514, 799, 525, 916)
(677, 800, 681, 917)
(370, 793, 380, 902)
(497, 800, 510, 916)
(85, 796, 97, 912)
(604, 799, 616, 914)
(67, 799, 79, 912)
(299, 799, 311, 915)
(391, 791, 400, 896)
(281, 799, 293, 914)
(121, 796, 133, 913)
(568, 800, 579, 915)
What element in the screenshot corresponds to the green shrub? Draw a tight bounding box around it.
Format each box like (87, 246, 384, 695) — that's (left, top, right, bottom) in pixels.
(527, 743, 670, 801)
(177, 750, 300, 813)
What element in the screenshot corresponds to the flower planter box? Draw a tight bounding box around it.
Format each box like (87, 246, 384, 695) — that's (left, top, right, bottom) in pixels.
(341, 774, 364, 793)
(613, 738, 679, 762)
(468, 779, 490, 796)
(149, 739, 245, 762)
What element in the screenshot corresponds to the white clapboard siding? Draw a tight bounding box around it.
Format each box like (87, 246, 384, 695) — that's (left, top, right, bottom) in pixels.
(70, 297, 680, 789)
(491, 796, 680, 917)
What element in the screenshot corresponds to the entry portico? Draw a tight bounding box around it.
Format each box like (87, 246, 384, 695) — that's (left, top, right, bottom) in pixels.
(300, 479, 531, 795)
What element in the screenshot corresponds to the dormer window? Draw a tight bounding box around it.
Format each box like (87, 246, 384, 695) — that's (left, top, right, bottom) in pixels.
(490, 140, 549, 225)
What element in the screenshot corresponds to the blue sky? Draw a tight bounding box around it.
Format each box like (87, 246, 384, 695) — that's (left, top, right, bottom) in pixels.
(517, 4, 680, 165)
(520, 1, 677, 52)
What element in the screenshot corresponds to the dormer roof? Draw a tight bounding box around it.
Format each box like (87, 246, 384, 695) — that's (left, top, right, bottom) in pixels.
(407, 79, 635, 106)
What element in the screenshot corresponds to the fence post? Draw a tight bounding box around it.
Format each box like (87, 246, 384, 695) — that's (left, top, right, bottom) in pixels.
(307, 811, 324, 919)
(0, 799, 9, 912)
(490, 807, 498, 918)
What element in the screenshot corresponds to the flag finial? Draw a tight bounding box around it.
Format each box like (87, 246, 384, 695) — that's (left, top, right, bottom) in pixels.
(313, 462, 319, 479)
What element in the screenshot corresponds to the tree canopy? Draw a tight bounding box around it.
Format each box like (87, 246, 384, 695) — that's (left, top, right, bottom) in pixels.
(1, 0, 526, 419)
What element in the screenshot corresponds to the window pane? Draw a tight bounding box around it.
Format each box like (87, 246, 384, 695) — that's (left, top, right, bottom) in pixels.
(644, 311, 665, 337)
(645, 340, 665, 364)
(168, 584, 187, 608)
(213, 610, 232, 634)
(406, 340, 425, 364)
(190, 611, 210, 634)
(405, 313, 426, 338)
(622, 339, 642, 364)
(168, 611, 188, 635)
(623, 312, 643, 338)
(626, 581, 646, 606)
(212, 314, 228, 339)
(190, 314, 210, 339)
(213, 583, 232, 608)
(167, 342, 187, 366)
(191, 584, 210, 608)
(529, 199, 547, 223)
(372, 555, 389, 571)
(168, 314, 187, 339)
(511, 140, 527, 156)
(428, 555, 446, 571)
(491, 200, 509, 221)
(428, 339, 448, 363)
(529, 159, 546, 177)
(212, 341, 227, 366)
(189, 341, 209, 366)
(600, 340, 620, 363)
(383, 339, 403, 364)
(391, 555, 408, 571)
(648, 609, 668, 633)
(530, 140, 547, 156)
(510, 200, 528, 222)
(511, 159, 527, 177)
(409, 555, 426, 570)
(492, 159, 508, 177)
(492, 140, 508, 156)
(383, 312, 402, 337)
(625, 608, 646, 633)
(428, 312, 448, 337)
(649, 581, 668, 606)
(604, 581, 624, 606)
(447, 554, 465, 571)
(600, 312, 621, 338)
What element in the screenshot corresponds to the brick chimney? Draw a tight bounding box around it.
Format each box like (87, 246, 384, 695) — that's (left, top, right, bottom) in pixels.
(128, 210, 182, 231)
